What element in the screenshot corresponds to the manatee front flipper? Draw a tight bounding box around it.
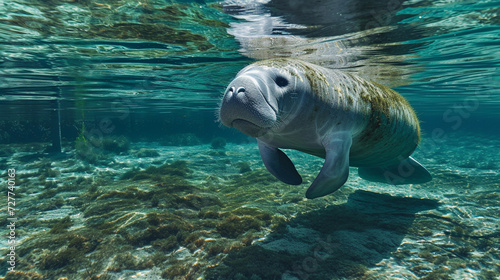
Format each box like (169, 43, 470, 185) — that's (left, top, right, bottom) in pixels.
(306, 132, 353, 199)
(358, 156, 432, 185)
(258, 140, 302, 185)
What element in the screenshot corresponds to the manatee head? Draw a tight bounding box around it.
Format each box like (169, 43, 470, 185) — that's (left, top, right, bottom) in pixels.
(219, 61, 309, 137)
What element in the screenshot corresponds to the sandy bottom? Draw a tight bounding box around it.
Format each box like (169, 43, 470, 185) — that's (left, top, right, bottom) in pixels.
(0, 131, 498, 280)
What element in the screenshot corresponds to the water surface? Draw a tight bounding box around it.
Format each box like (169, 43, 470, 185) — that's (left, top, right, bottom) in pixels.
(0, 0, 499, 279)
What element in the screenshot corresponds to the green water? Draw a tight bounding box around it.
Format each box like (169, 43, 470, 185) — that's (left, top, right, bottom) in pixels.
(0, 0, 499, 279)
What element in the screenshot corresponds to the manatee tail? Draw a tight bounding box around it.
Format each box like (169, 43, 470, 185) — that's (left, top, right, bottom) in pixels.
(358, 157, 432, 185)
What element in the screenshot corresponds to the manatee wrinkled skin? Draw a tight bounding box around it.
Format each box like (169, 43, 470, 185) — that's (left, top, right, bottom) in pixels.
(219, 59, 431, 199)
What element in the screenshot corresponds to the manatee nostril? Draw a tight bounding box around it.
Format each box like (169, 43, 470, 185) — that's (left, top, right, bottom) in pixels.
(237, 87, 245, 94)
(226, 87, 235, 97)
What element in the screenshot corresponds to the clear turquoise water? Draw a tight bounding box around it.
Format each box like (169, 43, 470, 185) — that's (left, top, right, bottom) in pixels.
(0, 0, 499, 279)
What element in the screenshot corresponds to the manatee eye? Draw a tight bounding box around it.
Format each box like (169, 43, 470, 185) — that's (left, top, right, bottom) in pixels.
(275, 76, 289, 87)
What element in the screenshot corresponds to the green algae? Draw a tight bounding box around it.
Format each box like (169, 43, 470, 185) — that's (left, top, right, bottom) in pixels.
(100, 136, 130, 154)
(121, 160, 192, 181)
(37, 165, 59, 180)
(235, 161, 252, 173)
(141, 221, 193, 245)
(84, 23, 213, 51)
(132, 148, 160, 157)
(152, 236, 178, 252)
(108, 252, 153, 272)
(75, 135, 130, 163)
(75, 140, 111, 164)
(83, 199, 141, 218)
(480, 269, 500, 280)
(162, 263, 191, 279)
(39, 247, 83, 270)
(35, 196, 65, 211)
(2, 1, 232, 55)
(210, 137, 227, 149)
(231, 207, 273, 222)
(16, 230, 103, 278)
(6, 137, 500, 279)
(421, 267, 452, 280)
(37, 188, 58, 199)
(3, 271, 44, 280)
(49, 216, 73, 234)
(207, 150, 227, 157)
(97, 186, 150, 200)
(216, 215, 262, 238)
(67, 234, 99, 254)
(231, 168, 279, 185)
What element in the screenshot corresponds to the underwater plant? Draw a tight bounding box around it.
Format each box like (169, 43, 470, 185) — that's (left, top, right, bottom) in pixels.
(75, 139, 109, 164)
(216, 215, 262, 238)
(100, 136, 130, 154)
(132, 148, 160, 157)
(235, 162, 251, 173)
(75, 135, 130, 163)
(121, 160, 192, 182)
(210, 137, 227, 149)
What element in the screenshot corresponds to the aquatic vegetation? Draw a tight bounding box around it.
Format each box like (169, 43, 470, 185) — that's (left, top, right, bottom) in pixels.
(0, 121, 51, 145)
(3, 133, 500, 279)
(207, 149, 227, 157)
(161, 262, 191, 279)
(211, 137, 227, 149)
(121, 160, 193, 182)
(37, 188, 58, 199)
(235, 161, 251, 173)
(48, 216, 73, 234)
(75, 139, 110, 164)
(1, 1, 233, 57)
(74, 135, 129, 164)
(108, 252, 153, 272)
(481, 269, 500, 280)
(152, 236, 178, 252)
(85, 23, 214, 51)
(3, 271, 44, 280)
(216, 215, 262, 238)
(132, 148, 160, 157)
(35, 197, 65, 211)
(228, 169, 279, 188)
(37, 165, 59, 180)
(100, 136, 130, 154)
(0, 0, 499, 275)
(39, 247, 82, 270)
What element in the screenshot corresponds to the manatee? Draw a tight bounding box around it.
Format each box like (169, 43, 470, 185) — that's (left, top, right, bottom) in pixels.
(219, 59, 432, 199)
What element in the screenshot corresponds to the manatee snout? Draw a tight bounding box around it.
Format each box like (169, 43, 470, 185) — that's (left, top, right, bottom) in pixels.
(219, 73, 277, 137)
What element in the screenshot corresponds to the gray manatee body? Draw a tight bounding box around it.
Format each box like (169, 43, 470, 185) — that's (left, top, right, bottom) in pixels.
(219, 59, 431, 198)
